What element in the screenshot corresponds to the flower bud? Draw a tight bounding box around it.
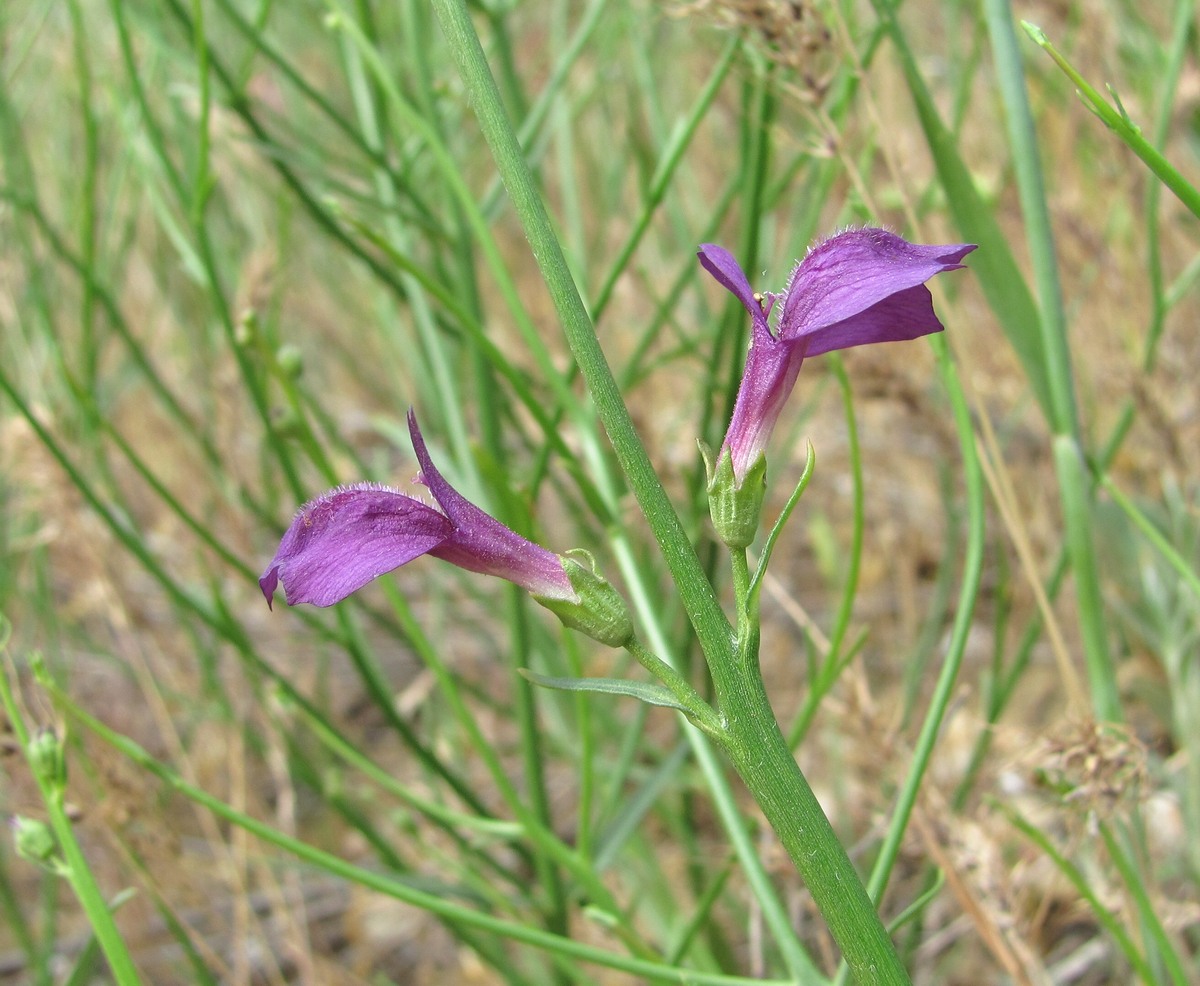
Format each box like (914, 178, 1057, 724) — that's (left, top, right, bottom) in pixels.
(12, 816, 57, 867)
(275, 344, 304, 380)
(28, 729, 65, 788)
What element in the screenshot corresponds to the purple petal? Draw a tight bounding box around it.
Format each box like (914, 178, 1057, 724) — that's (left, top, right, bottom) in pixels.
(407, 411, 575, 600)
(779, 228, 975, 354)
(260, 484, 452, 608)
(799, 283, 945, 356)
(698, 244, 772, 337)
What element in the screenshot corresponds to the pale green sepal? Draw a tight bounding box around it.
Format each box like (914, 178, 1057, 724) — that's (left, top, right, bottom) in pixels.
(700, 440, 767, 549)
(518, 669, 692, 713)
(534, 550, 634, 648)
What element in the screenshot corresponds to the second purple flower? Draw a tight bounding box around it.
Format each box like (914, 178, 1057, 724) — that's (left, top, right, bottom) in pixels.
(699, 228, 976, 484)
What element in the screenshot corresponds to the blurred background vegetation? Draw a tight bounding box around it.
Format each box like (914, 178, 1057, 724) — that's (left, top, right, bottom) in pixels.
(1, 0, 1198, 983)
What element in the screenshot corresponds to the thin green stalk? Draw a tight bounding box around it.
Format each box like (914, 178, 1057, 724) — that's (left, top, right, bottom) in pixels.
(710, 635, 910, 986)
(430, 0, 732, 666)
(111, 0, 308, 502)
(0, 189, 226, 475)
(1097, 822, 1190, 986)
(625, 641, 722, 738)
(1140, 0, 1194, 374)
(1052, 434, 1118, 716)
(726, 454, 917, 986)
(609, 538, 823, 985)
(332, 608, 498, 817)
(592, 34, 739, 322)
(730, 549, 751, 631)
(1002, 805, 1157, 983)
(46, 674, 797, 986)
(188, 0, 214, 225)
(982, 2, 1076, 439)
(549, 18, 584, 264)
(63, 935, 107, 986)
(327, 6, 603, 478)
(334, 5, 451, 434)
(667, 862, 734, 966)
(477, 0, 609, 220)
(157, 0, 418, 311)
(617, 173, 741, 391)
(955, 329, 1164, 809)
(66, 0, 100, 394)
(592, 701, 651, 864)
(0, 859, 37, 975)
(786, 358, 863, 749)
(855, 335, 986, 923)
(507, 591, 572, 952)
(283, 687, 522, 840)
(900, 467, 963, 732)
(983, 0, 1117, 720)
(1100, 475, 1200, 603)
(824, 358, 865, 676)
(1022, 20, 1200, 222)
(378, 583, 655, 960)
(747, 442, 816, 610)
(36, 877, 58, 986)
(205, 0, 399, 173)
(868, 0, 1052, 420)
(572, 672, 597, 865)
(0, 646, 142, 986)
(723, 472, 905, 985)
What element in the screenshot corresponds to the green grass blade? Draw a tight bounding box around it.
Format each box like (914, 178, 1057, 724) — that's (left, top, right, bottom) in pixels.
(1022, 20, 1200, 222)
(869, 0, 1053, 421)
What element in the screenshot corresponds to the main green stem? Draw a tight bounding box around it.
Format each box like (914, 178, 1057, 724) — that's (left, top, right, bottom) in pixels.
(430, 0, 733, 667)
(431, 2, 905, 978)
(718, 688, 908, 985)
(717, 554, 910, 985)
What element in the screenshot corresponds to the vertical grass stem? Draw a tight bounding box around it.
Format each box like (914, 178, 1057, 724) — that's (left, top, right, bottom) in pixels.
(983, 0, 1118, 720)
(0, 644, 143, 986)
(429, 0, 732, 667)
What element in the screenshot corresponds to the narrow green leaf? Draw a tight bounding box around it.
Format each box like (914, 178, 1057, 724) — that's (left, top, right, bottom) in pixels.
(518, 670, 693, 713)
(1022, 20, 1200, 222)
(1002, 805, 1158, 983)
(870, 0, 1053, 421)
(748, 441, 815, 609)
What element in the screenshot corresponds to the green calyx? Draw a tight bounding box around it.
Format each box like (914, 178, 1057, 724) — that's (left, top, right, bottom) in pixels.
(700, 441, 767, 549)
(535, 550, 635, 648)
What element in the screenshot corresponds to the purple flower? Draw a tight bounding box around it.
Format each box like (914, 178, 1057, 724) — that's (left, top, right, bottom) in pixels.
(699, 228, 976, 481)
(260, 410, 576, 608)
